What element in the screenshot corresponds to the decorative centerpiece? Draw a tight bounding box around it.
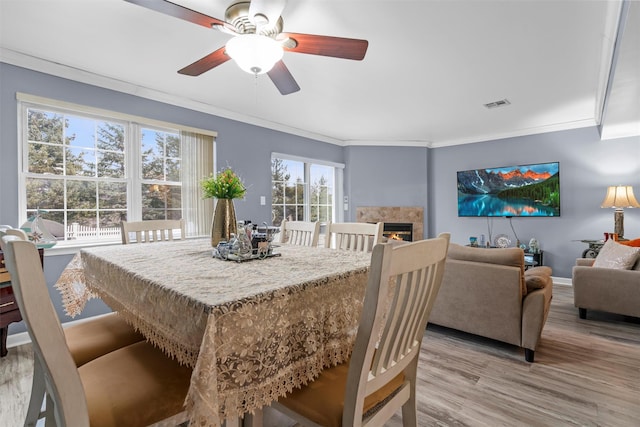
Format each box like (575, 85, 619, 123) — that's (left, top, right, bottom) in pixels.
(213, 221, 281, 262)
(202, 167, 246, 247)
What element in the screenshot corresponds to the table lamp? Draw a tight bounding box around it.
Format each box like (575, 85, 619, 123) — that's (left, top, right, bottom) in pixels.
(601, 185, 640, 239)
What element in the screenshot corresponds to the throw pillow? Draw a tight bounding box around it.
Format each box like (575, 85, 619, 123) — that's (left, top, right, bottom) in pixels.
(593, 239, 640, 270)
(619, 238, 640, 247)
(525, 275, 550, 292)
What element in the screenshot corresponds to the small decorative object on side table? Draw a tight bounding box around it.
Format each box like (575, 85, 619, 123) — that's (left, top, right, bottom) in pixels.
(494, 234, 511, 248)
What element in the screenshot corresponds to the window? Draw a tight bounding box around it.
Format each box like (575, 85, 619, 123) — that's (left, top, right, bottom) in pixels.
(140, 128, 182, 221)
(18, 94, 216, 245)
(271, 154, 343, 226)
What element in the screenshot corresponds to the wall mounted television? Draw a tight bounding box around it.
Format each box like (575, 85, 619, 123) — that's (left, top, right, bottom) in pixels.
(457, 162, 560, 217)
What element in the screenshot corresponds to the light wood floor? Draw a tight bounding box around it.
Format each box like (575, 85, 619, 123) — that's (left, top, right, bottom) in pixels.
(1, 284, 638, 426)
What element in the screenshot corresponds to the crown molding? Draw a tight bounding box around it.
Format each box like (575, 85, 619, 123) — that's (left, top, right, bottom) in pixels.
(0, 48, 344, 146)
(429, 118, 597, 148)
(0, 48, 606, 150)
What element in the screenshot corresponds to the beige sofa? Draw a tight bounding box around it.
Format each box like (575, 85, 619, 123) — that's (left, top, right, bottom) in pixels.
(430, 243, 553, 362)
(572, 257, 640, 319)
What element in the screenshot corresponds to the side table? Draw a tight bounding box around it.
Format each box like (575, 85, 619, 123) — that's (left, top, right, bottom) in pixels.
(0, 247, 44, 357)
(579, 240, 604, 258)
(524, 251, 543, 269)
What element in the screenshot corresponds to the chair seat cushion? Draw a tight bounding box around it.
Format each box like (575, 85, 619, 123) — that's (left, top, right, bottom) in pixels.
(277, 359, 405, 427)
(65, 312, 144, 367)
(79, 341, 192, 427)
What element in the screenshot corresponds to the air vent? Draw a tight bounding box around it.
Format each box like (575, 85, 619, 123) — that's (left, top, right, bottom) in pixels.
(483, 99, 511, 109)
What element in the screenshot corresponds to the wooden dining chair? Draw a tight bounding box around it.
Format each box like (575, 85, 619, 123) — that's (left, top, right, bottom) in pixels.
(1, 226, 29, 240)
(0, 233, 145, 426)
(324, 222, 384, 253)
(279, 220, 321, 247)
(120, 219, 185, 244)
(272, 233, 450, 427)
(2, 235, 193, 427)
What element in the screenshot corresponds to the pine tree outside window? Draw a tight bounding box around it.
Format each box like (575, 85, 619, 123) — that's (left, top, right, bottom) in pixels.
(271, 154, 343, 227)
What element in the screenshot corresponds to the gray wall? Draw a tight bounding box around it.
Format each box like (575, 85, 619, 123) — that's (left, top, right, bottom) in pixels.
(344, 145, 429, 227)
(429, 126, 640, 278)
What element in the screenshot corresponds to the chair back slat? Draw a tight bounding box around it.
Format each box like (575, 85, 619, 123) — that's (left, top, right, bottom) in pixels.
(343, 233, 450, 424)
(121, 219, 185, 244)
(325, 222, 383, 253)
(279, 220, 320, 247)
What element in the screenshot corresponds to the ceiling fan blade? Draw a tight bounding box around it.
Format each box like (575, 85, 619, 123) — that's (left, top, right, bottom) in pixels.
(178, 47, 231, 76)
(267, 61, 300, 95)
(124, 0, 229, 29)
(282, 33, 368, 60)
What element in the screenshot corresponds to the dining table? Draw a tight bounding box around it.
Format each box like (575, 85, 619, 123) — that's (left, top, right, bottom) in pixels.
(55, 238, 372, 427)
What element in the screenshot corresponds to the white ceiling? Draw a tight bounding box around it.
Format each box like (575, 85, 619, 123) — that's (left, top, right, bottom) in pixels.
(1, 0, 638, 147)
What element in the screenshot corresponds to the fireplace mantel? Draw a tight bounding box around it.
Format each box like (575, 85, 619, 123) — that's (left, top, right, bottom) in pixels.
(356, 206, 424, 241)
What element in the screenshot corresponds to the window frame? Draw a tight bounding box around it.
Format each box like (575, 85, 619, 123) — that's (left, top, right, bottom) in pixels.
(271, 152, 344, 226)
(17, 93, 217, 253)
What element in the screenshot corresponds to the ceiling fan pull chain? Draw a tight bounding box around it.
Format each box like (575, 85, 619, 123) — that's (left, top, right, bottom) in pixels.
(254, 74, 259, 105)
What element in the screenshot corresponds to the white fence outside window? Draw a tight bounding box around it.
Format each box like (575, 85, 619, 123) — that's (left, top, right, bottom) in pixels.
(66, 223, 121, 240)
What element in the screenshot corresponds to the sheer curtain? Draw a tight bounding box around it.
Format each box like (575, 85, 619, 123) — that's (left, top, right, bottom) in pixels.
(181, 131, 215, 237)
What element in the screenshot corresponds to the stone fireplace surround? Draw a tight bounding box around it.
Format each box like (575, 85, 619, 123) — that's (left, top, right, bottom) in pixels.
(356, 206, 424, 242)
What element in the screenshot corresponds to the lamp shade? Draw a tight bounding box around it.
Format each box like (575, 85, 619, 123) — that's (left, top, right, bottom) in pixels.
(601, 185, 640, 208)
(225, 34, 283, 75)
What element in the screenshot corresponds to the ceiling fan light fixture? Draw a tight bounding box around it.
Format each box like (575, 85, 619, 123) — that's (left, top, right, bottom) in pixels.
(226, 34, 283, 75)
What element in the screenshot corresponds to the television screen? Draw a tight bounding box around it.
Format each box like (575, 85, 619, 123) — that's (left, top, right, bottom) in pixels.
(457, 162, 560, 217)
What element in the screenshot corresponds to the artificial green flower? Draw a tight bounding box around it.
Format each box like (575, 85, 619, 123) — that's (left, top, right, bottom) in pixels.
(202, 168, 247, 199)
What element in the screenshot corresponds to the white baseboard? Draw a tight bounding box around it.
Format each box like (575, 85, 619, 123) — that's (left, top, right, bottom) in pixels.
(6, 331, 31, 349)
(7, 313, 113, 350)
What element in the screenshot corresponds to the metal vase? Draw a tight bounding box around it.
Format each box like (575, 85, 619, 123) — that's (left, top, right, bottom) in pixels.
(211, 198, 237, 247)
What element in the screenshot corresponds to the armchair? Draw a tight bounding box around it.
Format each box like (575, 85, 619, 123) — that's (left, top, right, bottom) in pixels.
(429, 243, 553, 362)
(572, 257, 640, 319)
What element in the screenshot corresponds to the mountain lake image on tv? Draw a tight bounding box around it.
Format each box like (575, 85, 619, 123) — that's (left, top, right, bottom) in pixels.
(457, 162, 560, 217)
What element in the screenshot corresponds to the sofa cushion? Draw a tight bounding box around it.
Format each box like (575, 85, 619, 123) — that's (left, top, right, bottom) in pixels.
(525, 266, 552, 277)
(525, 274, 551, 292)
(593, 239, 640, 270)
(448, 243, 526, 295)
(524, 266, 552, 292)
(448, 243, 521, 265)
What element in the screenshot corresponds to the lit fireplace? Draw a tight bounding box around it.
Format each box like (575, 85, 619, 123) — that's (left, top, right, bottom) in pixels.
(383, 223, 413, 242)
(357, 206, 424, 242)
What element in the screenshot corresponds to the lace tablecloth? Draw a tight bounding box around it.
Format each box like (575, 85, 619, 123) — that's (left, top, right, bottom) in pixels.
(55, 239, 371, 426)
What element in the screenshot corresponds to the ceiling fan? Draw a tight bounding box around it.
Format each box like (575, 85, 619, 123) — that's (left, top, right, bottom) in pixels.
(124, 0, 369, 95)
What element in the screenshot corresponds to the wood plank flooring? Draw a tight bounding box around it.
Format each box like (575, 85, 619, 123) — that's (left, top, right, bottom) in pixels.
(1, 284, 638, 426)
